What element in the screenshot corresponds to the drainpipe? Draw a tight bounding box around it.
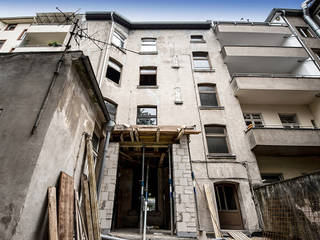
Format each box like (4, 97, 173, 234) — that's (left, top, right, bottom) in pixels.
(280, 10, 320, 72)
(97, 120, 116, 200)
(301, 0, 320, 38)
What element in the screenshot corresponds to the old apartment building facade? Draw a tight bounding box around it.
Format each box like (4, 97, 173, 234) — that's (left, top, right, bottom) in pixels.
(0, 0, 320, 239)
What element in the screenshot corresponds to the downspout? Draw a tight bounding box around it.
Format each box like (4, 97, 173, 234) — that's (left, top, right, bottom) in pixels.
(97, 119, 115, 200)
(301, 0, 320, 38)
(280, 10, 320, 71)
(98, 11, 115, 87)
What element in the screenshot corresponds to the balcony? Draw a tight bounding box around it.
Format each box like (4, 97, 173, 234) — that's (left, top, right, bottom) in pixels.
(221, 46, 308, 74)
(215, 23, 291, 46)
(231, 74, 320, 104)
(247, 127, 320, 155)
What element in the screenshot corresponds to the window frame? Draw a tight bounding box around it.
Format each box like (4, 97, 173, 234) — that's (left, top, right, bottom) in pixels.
(198, 84, 219, 107)
(0, 40, 6, 50)
(243, 113, 264, 128)
(278, 113, 300, 129)
(296, 26, 315, 38)
(140, 38, 157, 53)
(204, 125, 230, 155)
(139, 66, 157, 86)
(312, 48, 320, 61)
(5, 24, 17, 31)
(106, 58, 122, 85)
(111, 30, 125, 49)
(17, 29, 28, 40)
(136, 106, 157, 126)
(104, 98, 117, 122)
(192, 52, 211, 71)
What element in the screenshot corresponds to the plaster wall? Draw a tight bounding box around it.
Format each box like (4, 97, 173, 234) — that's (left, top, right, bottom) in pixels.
(0, 23, 31, 52)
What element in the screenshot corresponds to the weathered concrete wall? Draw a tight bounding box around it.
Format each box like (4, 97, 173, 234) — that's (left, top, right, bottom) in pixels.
(0, 52, 105, 240)
(99, 142, 119, 234)
(172, 137, 197, 238)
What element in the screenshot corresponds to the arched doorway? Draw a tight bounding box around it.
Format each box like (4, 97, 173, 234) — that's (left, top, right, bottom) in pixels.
(214, 182, 244, 230)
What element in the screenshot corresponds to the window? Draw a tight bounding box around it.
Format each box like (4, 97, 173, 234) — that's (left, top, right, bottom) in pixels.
(9, 48, 15, 53)
(140, 38, 157, 52)
(296, 26, 314, 38)
(137, 106, 157, 125)
(5, 24, 17, 31)
(279, 113, 299, 128)
(0, 40, 6, 49)
(243, 113, 264, 127)
(139, 67, 157, 86)
(192, 52, 210, 70)
(92, 132, 100, 164)
(112, 31, 125, 48)
(104, 99, 117, 121)
(261, 173, 283, 184)
(190, 35, 204, 43)
(18, 29, 27, 40)
(106, 58, 122, 84)
(312, 48, 320, 61)
(205, 125, 229, 154)
(198, 84, 218, 107)
(215, 184, 238, 211)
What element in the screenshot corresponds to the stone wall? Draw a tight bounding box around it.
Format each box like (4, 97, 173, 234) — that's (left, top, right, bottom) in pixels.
(172, 137, 198, 238)
(99, 142, 120, 234)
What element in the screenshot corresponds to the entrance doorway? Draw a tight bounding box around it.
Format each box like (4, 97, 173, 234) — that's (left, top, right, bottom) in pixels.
(112, 147, 171, 231)
(214, 182, 244, 230)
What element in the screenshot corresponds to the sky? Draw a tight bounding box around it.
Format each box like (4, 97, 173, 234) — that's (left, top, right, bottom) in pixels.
(0, 0, 303, 22)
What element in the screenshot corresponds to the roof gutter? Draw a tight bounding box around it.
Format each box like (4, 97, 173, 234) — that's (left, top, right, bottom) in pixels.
(301, 0, 320, 37)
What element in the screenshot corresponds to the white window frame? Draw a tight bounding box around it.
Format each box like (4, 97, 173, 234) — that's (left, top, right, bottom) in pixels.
(140, 38, 157, 52)
(112, 30, 125, 49)
(243, 113, 264, 128)
(192, 52, 211, 70)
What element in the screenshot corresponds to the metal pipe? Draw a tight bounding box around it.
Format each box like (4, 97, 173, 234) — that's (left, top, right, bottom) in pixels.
(101, 234, 130, 240)
(301, 0, 320, 38)
(168, 146, 174, 236)
(143, 159, 150, 240)
(186, 135, 201, 231)
(280, 11, 320, 72)
(97, 120, 115, 199)
(139, 146, 145, 234)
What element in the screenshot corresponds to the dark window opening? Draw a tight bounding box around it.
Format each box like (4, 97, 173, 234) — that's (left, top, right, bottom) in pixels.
(279, 113, 299, 128)
(104, 99, 117, 121)
(0, 40, 6, 49)
(140, 67, 157, 86)
(137, 106, 157, 125)
(297, 26, 314, 38)
(215, 184, 238, 211)
(106, 59, 122, 84)
(92, 132, 100, 164)
(205, 125, 229, 154)
(5, 24, 17, 31)
(198, 84, 218, 106)
(312, 48, 320, 61)
(243, 113, 264, 127)
(190, 35, 204, 42)
(261, 173, 283, 184)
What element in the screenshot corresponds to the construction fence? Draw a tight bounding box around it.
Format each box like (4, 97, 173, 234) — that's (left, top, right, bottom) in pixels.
(254, 171, 320, 240)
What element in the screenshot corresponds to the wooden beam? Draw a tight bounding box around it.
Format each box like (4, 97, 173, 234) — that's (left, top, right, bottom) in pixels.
(134, 129, 140, 142)
(130, 128, 135, 143)
(74, 191, 81, 240)
(48, 187, 58, 240)
(159, 153, 165, 167)
(85, 136, 101, 240)
(156, 128, 160, 143)
(120, 133, 124, 143)
(76, 187, 88, 240)
(120, 143, 170, 148)
(83, 179, 94, 240)
(204, 184, 222, 238)
(175, 128, 185, 141)
(58, 172, 74, 240)
(119, 151, 133, 160)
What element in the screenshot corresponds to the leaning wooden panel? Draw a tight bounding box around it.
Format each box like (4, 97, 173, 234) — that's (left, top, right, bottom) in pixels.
(48, 187, 58, 240)
(58, 172, 74, 240)
(86, 135, 101, 240)
(83, 179, 94, 240)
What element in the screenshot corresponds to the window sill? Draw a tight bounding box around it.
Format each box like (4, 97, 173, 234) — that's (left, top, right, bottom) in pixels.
(137, 85, 159, 89)
(194, 68, 215, 72)
(139, 51, 158, 55)
(190, 40, 206, 43)
(207, 154, 236, 159)
(199, 106, 224, 110)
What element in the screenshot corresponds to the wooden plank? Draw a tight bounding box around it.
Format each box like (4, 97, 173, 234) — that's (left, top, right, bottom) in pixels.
(86, 136, 101, 240)
(228, 231, 251, 240)
(204, 184, 222, 238)
(75, 191, 81, 240)
(76, 188, 89, 240)
(130, 128, 135, 142)
(156, 128, 160, 142)
(175, 128, 184, 140)
(48, 187, 58, 240)
(158, 153, 165, 167)
(134, 129, 140, 142)
(58, 172, 74, 240)
(83, 179, 94, 240)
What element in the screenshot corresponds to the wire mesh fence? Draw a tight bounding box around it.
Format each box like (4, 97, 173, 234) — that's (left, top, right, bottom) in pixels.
(254, 172, 320, 240)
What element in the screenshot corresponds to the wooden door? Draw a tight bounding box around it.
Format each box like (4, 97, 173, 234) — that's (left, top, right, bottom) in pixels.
(215, 183, 244, 230)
